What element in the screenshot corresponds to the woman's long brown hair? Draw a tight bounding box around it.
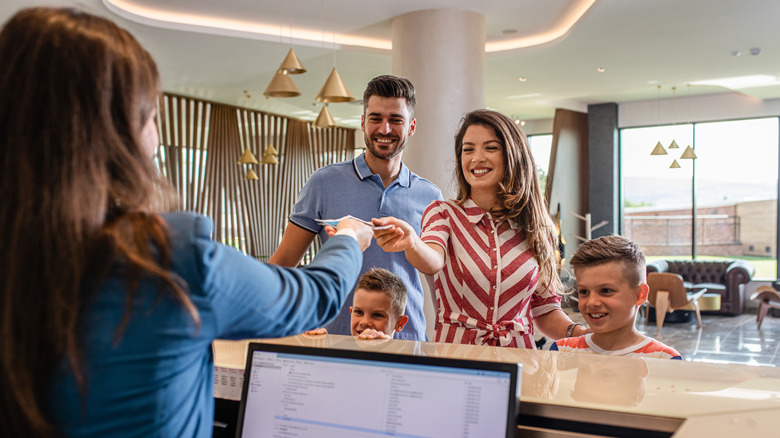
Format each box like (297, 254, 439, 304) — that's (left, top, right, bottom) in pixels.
(453, 109, 562, 294)
(0, 8, 198, 436)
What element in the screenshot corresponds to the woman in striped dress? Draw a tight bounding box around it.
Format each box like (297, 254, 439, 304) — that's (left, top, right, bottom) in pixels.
(374, 109, 587, 347)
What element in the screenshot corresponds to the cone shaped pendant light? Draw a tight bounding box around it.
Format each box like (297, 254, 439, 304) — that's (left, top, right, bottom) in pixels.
(244, 168, 259, 180)
(315, 67, 354, 103)
(259, 143, 279, 165)
(313, 105, 336, 128)
(261, 153, 279, 165)
(279, 48, 306, 74)
(238, 148, 259, 165)
(650, 141, 667, 155)
(264, 69, 301, 98)
(680, 145, 697, 159)
(669, 159, 681, 169)
(668, 139, 680, 149)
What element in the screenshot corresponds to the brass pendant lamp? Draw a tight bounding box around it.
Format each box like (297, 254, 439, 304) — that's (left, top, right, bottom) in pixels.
(263, 69, 301, 98)
(238, 148, 259, 180)
(264, 19, 305, 98)
(279, 48, 306, 74)
(261, 152, 279, 165)
(238, 148, 259, 165)
(313, 105, 336, 128)
(650, 142, 667, 155)
(315, 67, 354, 103)
(680, 145, 697, 160)
(649, 85, 698, 168)
(260, 144, 279, 165)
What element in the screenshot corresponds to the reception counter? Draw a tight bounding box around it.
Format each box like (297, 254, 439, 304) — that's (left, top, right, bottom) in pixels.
(214, 334, 780, 437)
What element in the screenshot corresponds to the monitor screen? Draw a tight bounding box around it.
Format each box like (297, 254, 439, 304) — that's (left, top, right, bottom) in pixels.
(235, 342, 520, 438)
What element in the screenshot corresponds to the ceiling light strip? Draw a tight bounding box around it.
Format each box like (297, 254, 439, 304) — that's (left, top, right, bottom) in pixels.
(104, 0, 599, 54)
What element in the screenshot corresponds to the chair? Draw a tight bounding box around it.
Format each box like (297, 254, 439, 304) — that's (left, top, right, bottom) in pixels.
(750, 286, 780, 330)
(646, 259, 754, 316)
(647, 272, 708, 334)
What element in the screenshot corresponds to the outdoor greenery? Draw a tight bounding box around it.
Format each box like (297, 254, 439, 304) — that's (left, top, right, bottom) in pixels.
(537, 167, 546, 193)
(625, 200, 654, 208)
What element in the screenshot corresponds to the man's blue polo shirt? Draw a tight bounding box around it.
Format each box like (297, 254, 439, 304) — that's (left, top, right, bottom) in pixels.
(289, 152, 442, 340)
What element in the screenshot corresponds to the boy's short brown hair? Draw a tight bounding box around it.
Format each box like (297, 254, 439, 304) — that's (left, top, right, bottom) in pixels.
(356, 268, 407, 318)
(569, 235, 646, 287)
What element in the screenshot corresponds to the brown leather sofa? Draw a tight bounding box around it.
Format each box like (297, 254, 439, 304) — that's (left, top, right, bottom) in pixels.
(646, 260, 755, 316)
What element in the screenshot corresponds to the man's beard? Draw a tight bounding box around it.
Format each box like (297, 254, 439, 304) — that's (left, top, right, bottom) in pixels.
(364, 133, 405, 160)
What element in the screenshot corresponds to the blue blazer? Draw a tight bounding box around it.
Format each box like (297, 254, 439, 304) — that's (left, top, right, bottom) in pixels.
(47, 212, 361, 437)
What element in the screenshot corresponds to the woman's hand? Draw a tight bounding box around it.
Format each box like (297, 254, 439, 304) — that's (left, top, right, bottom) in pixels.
(372, 216, 446, 276)
(372, 217, 416, 252)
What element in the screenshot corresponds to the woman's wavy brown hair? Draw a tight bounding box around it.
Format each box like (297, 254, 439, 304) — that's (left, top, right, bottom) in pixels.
(0, 8, 198, 436)
(453, 109, 561, 294)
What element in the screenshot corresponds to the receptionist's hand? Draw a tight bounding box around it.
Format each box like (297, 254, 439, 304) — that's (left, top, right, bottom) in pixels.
(329, 219, 374, 251)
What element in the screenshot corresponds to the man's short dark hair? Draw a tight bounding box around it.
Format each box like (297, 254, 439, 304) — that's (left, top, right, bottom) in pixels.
(362, 75, 415, 116)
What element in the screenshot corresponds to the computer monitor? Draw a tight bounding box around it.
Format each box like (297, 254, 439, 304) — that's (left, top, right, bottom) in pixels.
(235, 341, 521, 438)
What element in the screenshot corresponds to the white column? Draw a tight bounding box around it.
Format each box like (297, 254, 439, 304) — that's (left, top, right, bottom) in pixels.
(391, 9, 485, 199)
(392, 10, 485, 339)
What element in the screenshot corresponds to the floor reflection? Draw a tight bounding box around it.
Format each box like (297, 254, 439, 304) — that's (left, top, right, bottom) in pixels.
(562, 308, 780, 366)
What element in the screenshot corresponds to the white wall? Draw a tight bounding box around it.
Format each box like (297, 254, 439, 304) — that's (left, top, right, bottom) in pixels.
(524, 92, 780, 134)
(619, 92, 780, 128)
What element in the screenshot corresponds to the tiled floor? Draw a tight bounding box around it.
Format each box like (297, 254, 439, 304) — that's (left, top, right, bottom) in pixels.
(563, 308, 780, 366)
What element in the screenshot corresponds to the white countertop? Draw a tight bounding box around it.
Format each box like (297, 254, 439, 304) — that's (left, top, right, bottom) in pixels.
(214, 334, 780, 437)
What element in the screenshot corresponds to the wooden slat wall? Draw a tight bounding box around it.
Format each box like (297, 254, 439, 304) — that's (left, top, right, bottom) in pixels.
(156, 93, 355, 262)
(157, 94, 211, 213)
(302, 119, 356, 263)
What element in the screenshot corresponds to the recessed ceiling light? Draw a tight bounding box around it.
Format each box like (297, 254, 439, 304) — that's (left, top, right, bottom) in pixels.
(502, 29, 518, 35)
(518, 77, 527, 82)
(597, 67, 605, 73)
(731, 50, 741, 57)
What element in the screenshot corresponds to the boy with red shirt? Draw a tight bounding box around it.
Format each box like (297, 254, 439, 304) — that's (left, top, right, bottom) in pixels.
(551, 236, 682, 359)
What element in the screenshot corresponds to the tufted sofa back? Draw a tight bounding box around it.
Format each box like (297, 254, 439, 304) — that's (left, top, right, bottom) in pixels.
(646, 259, 755, 315)
(666, 261, 731, 284)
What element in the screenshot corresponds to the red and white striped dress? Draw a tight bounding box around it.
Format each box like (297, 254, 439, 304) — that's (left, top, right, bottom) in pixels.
(420, 199, 561, 348)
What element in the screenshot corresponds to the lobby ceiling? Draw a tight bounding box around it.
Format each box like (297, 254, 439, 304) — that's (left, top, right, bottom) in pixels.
(3, 0, 780, 128)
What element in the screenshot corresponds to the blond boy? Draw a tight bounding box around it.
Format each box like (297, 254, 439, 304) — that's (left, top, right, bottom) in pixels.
(551, 236, 682, 359)
(305, 268, 409, 339)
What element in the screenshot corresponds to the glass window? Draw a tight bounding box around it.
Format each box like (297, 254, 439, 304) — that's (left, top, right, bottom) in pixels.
(528, 134, 552, 194)
(621, 125, 694, 259)
(621, 118, 778, 280)
(694, 118, 778, 279)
